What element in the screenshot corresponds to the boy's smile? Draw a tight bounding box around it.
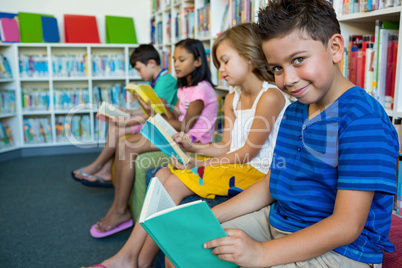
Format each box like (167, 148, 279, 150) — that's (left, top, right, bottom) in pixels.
(262, 29, 349, 109)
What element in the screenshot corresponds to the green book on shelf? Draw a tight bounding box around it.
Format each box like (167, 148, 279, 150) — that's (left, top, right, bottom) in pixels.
(18, 12, 54, 42)
(105, 15, 137, 44)
(139, 177, 238, 268)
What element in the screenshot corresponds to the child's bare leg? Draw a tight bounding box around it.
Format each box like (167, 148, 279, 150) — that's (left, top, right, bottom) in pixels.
(74, 124, 132, 181)
(96, 134, 158, 230)
(82, 218, 149, 268)
(137, 173, 194, 267)
(90, 158, 113, 182)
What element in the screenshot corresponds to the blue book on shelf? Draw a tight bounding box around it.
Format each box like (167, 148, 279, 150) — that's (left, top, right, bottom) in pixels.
(41, 16, 60, 42)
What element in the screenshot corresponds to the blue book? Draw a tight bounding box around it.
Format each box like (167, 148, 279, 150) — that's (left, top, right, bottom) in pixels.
(41, 16, 60, 42)
(139, 177, 238, 268)
(140, 113, 189, 165)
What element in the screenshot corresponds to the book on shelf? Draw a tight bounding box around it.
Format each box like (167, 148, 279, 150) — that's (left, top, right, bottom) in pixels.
(0, 17, 20, 42)
(139, 177, 237, 268)
(105, 15, 137, 44)
(98, 101, 130, 121)
(64, 14, 100, 43)
(0, 121, 14, 149)
(125, 83, 170, 118)
(375, 28, 398, 107)
(140, 113, 189, 165)
(41, 16, 60, 43)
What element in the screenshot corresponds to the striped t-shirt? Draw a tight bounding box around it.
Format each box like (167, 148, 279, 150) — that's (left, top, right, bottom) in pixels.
(269, 87, 398, 264)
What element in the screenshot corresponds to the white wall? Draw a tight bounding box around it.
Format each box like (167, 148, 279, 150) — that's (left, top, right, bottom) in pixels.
(1, 0, 150, 44)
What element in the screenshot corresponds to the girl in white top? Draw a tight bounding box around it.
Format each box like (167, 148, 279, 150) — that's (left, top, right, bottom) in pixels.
(82, 23, 289, 268)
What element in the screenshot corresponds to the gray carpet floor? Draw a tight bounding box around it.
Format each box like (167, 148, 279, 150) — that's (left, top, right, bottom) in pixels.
(0, 153, 132, 267)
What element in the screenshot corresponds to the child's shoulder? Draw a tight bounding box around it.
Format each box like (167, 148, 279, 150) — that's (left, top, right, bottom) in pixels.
(338, 87, 389, 122)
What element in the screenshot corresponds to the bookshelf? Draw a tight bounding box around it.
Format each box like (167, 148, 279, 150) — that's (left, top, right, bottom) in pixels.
(0, 43, 143, 154)
(150, 0, 267, 95)
(333, 1, 402, 120)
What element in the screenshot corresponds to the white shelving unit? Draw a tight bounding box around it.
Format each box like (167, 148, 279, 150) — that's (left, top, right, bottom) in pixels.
(0, 43, 142, 154)
(150, 0, 267, 96)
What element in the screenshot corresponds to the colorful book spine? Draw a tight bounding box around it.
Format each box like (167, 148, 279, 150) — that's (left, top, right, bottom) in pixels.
(92, 53, 125, 77)
(23, 117, 52, 144)
(0, 89, 16, 114)
(0, 121, 14, 148)
(21, 88, 50, 111)
(0, 55, 13, 78)
(19, 54, 49, 78)
(52, 54, 88, 77)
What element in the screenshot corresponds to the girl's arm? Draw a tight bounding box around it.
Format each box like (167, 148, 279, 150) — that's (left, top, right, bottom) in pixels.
(205, 189, 374, 267)
(166, 99, 204, 132)
(196, 89, 286, 167)
(172, 92, 236, 157)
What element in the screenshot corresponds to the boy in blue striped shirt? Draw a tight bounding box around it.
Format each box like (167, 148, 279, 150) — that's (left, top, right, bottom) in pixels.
(204, 0, 398, 267)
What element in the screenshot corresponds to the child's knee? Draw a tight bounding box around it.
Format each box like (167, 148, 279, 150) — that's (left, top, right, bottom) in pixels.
(155, 167, 173, 182)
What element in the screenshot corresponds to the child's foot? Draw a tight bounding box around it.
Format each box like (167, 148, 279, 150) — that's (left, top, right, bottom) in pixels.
(91, 207, 132, 236)
(73, 165, 111, 183)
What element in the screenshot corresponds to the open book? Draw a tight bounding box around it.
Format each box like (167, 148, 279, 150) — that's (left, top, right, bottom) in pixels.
(98, 101, 130, 120)
(125, 83, 170, 118)
(140, 113, 189, 165)
(139, 177, 238, 268)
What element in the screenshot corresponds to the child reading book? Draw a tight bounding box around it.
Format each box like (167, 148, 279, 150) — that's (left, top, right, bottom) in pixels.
(71, 44, 177, 187)
(202, 1, 398, 267)
(82, 23, 290, 268)
(85, 39, 218, 240)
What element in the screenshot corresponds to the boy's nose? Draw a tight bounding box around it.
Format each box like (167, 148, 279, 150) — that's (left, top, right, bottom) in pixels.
(283, 68, 299, 87)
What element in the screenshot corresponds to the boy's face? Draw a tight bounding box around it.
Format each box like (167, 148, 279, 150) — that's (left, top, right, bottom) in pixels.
(262, 29, 341, 106)
(134, 61, 155, 81)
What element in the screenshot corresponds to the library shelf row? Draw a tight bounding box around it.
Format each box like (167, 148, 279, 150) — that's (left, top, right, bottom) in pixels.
(0, 43, 144, 153)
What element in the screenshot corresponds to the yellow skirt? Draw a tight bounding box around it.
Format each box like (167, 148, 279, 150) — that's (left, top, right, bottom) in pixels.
(168, 160, 265, 199)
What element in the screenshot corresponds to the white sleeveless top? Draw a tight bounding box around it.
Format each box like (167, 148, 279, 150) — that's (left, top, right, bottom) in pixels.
(228, 81, 290, 174)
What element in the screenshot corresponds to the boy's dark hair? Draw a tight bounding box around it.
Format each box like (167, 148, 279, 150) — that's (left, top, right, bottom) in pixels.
(255, 0, 340, 46)
(130, 44, 161, 67)
(174, 39, 214, 89)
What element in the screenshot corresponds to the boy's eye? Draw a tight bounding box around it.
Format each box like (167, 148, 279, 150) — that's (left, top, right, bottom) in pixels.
(272, 66, 282, 72)
(294, 57, 304, 64)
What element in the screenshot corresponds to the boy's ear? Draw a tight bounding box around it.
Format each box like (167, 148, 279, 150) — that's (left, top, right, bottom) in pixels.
(329, 34, 344, 64)
(147, 59, 157, 68)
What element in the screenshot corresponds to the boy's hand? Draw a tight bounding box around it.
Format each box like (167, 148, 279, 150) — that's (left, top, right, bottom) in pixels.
(133, 92, 153, 115)
(172, 132, 194, 152)
(204, 229, 264, 267)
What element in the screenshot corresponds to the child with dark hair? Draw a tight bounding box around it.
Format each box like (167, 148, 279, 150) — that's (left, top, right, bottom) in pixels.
(71, 44, 177, 187)
(83, 39, 218, 243)
(203, 1, 398, 267)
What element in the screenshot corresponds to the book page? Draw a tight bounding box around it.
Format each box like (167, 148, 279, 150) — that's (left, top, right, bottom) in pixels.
(140, 177, 176, 223)
(99, 102, 130, 118)
(153, 113, 177, 137)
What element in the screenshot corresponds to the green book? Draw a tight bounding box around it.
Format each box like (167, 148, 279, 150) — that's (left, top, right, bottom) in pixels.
(139, 177, 238, 268)
(18, 12, 54, 42)
(105, 15, 137, 44)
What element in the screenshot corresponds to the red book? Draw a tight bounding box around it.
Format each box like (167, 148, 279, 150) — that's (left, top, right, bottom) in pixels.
(347, 35, 362, 80)
(391, 42, 398, 109)
(356, 44, 365, 88)
(385, 35, 398, 109)
(64, 14, 100, 43)
(350, 46, 358, 85)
